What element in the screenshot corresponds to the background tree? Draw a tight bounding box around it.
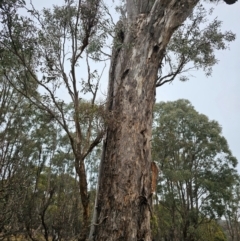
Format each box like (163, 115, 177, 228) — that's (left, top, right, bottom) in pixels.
(0, 69, 45, 239)
(0, 1, 108, 240)
(0, 76, 99, 240)
(152, 99, 238, 241)
(223, 181, 240, 241)
(0, 49, 101, 240)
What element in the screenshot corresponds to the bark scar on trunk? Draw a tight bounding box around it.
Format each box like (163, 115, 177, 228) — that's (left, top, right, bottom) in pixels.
(121, 69, 130, 80)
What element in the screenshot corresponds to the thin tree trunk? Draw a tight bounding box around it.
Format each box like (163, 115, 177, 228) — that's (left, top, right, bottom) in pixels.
(76, 157, 90, 241)
(92, 1, 199, 240)
(88, 138, 106, 240)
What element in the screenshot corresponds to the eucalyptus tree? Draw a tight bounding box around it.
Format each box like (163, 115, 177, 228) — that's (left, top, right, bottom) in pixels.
(152, 207, 227, 241)
(0, 70, 59, 239)
(0, 1, 108, 239)
(152, 99, 238, 241)
(0, 70, 33, 238)
(0, 75, 89, 240)
(223, 180, 240, 241)
(91, 0, 237, 240)
(22, 166, 83, 241)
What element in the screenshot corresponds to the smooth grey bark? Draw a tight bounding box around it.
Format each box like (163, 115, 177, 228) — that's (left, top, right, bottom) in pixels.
(91, 1, 199, 240)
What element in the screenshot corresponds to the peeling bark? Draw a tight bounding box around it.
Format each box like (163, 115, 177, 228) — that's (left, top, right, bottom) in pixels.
(92, 1, 199, 240)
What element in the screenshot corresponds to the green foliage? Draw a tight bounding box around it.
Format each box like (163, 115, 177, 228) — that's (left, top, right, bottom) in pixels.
(0, 72, 100, 240)
(0, 2, 108, 238)
(196, 220, 227, 241)
(152, 99, 238, 241)
(157, 4, 235, 86)
(222, 179, 240, 241)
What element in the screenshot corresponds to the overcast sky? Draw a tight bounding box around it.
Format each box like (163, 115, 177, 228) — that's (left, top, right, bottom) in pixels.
(157, 2, 240, 170)
(32, 0, 240, 170)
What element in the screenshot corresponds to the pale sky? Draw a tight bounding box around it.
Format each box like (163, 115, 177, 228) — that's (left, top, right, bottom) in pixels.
(31, 0, 240, 170)
(157, 2, 240, 170)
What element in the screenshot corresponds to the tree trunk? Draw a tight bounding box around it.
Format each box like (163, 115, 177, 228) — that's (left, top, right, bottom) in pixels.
(92, 1, 199, 240)
(76, 157, 90, 241)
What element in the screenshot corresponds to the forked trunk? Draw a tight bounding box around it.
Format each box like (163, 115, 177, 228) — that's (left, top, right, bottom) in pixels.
(92, 1, 199, 240)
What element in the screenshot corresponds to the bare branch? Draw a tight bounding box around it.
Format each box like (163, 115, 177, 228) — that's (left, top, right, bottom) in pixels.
(81, 130, 105, 161)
